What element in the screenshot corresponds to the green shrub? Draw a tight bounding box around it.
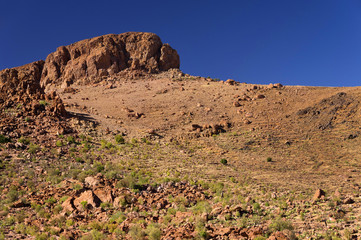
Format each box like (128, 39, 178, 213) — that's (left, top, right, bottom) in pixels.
(267, 157, 272, 162)
(67, 136, 76, 144)
(56, 140, 63, 147)
(220, 158, 228, 165)
(6, 187, 19, 203)
(141, 138, 151, 145)
(18, 137, 30, 145)
(89, 221, 103, 231)
(109, 211, 126, 224)
(0, 135, 10, 144)
(79, 230, 105, 240)
(269, 218, 294, 232)
(75, 157, 84, 163)
(66, 219, 75, 227)
(146, 223, 162, 240)
(94, 161, 104, 172)
(53, 205, 63, 214)
(129, 224, 146, 240)
(39, 100, 48, 106)
(115, 135, 125, 144)
(45, 197, 56, 205)
(254, 236, 267, 240)
(80, 201, 88, 210)
(28, 143, 40, 154)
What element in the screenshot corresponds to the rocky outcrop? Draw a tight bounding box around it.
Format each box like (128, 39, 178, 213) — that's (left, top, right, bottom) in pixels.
(0, 60, 70, 146)
(0, 60, 67, 117)
(41, 32, 180, 90)
(0, 61, 45, 102)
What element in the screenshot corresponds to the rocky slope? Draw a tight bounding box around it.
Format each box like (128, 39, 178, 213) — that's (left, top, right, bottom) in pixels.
(1, 32, 361, 239)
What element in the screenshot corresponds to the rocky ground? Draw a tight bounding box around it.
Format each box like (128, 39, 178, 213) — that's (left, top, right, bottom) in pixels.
(1, 32, 361, 239)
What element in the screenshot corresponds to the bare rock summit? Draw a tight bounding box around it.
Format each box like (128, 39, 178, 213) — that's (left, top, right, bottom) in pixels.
(40, 32, 180, 90)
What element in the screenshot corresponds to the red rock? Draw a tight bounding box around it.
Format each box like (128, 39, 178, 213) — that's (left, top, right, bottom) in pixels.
(84, 176, 100, 187)
(94, 188, 113, 203)
(312, 189, 325, 203)
(225, 79, 236, 85)
(343, 197, 354, 204)
(10, 200, 30, 208)
(74, 190, 101, 210)
(233, 101, 241, 107)
(159, 44, 180, 71)
(61, 197, 76, 213)
(267, 231, 290, 240)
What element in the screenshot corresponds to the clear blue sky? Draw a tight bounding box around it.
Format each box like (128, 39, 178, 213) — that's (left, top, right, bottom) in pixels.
(1, 0, 361, 86)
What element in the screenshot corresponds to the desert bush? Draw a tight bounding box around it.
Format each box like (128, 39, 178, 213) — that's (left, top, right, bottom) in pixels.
(192, 201, 211, 214)
(109, 211, 126, 224)
(56, 140, 63, 147)
(66, 219, 75, 227)
(81, 201, 88, 210)
(53, 205, 63, 214)
(146, 223, 162, 240)
(115, 135, 125, 144)
(39, 100, 48, 106)
(0, 135, 10, 144)
(18, 137, 30, 145)
(269, 218, 293, 232)
(80, 230, 105, 240)
(6, 187, 19, 203)
(67, 136, 76, 144)
(94, 161, 104, 172)
(28, 143, 40, 154)
(254, 236, 267, 240)
(220, 158, 227, 165)
(89, 221, 103, 231)
(129, 224, 146, 240)
(195, 217, 209, 239)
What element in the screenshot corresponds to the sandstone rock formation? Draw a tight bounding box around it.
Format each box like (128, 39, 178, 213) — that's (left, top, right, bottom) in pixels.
(40, 32, 180, 90)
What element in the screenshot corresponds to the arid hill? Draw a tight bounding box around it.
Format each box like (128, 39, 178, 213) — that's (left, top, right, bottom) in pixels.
(1, 32, 361, 239)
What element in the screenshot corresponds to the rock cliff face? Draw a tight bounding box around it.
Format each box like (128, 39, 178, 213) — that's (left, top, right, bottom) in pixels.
(40, 32, 180, 90)
(0, 61, 45, 102)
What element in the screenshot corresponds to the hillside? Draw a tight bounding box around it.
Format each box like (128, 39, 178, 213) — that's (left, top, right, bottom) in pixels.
(0, 32, 360, 239)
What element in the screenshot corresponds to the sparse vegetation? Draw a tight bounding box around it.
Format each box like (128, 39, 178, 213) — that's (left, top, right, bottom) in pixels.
(0, 40, 360, 240)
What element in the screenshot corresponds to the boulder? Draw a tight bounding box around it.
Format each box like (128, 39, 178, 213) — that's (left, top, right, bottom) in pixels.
(94, 188, 113, 203)
(312, 189, 325, 203)
(84, 176, 100, 187)
(74, 190, 102, 210)
(61, 197, 76, 213)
